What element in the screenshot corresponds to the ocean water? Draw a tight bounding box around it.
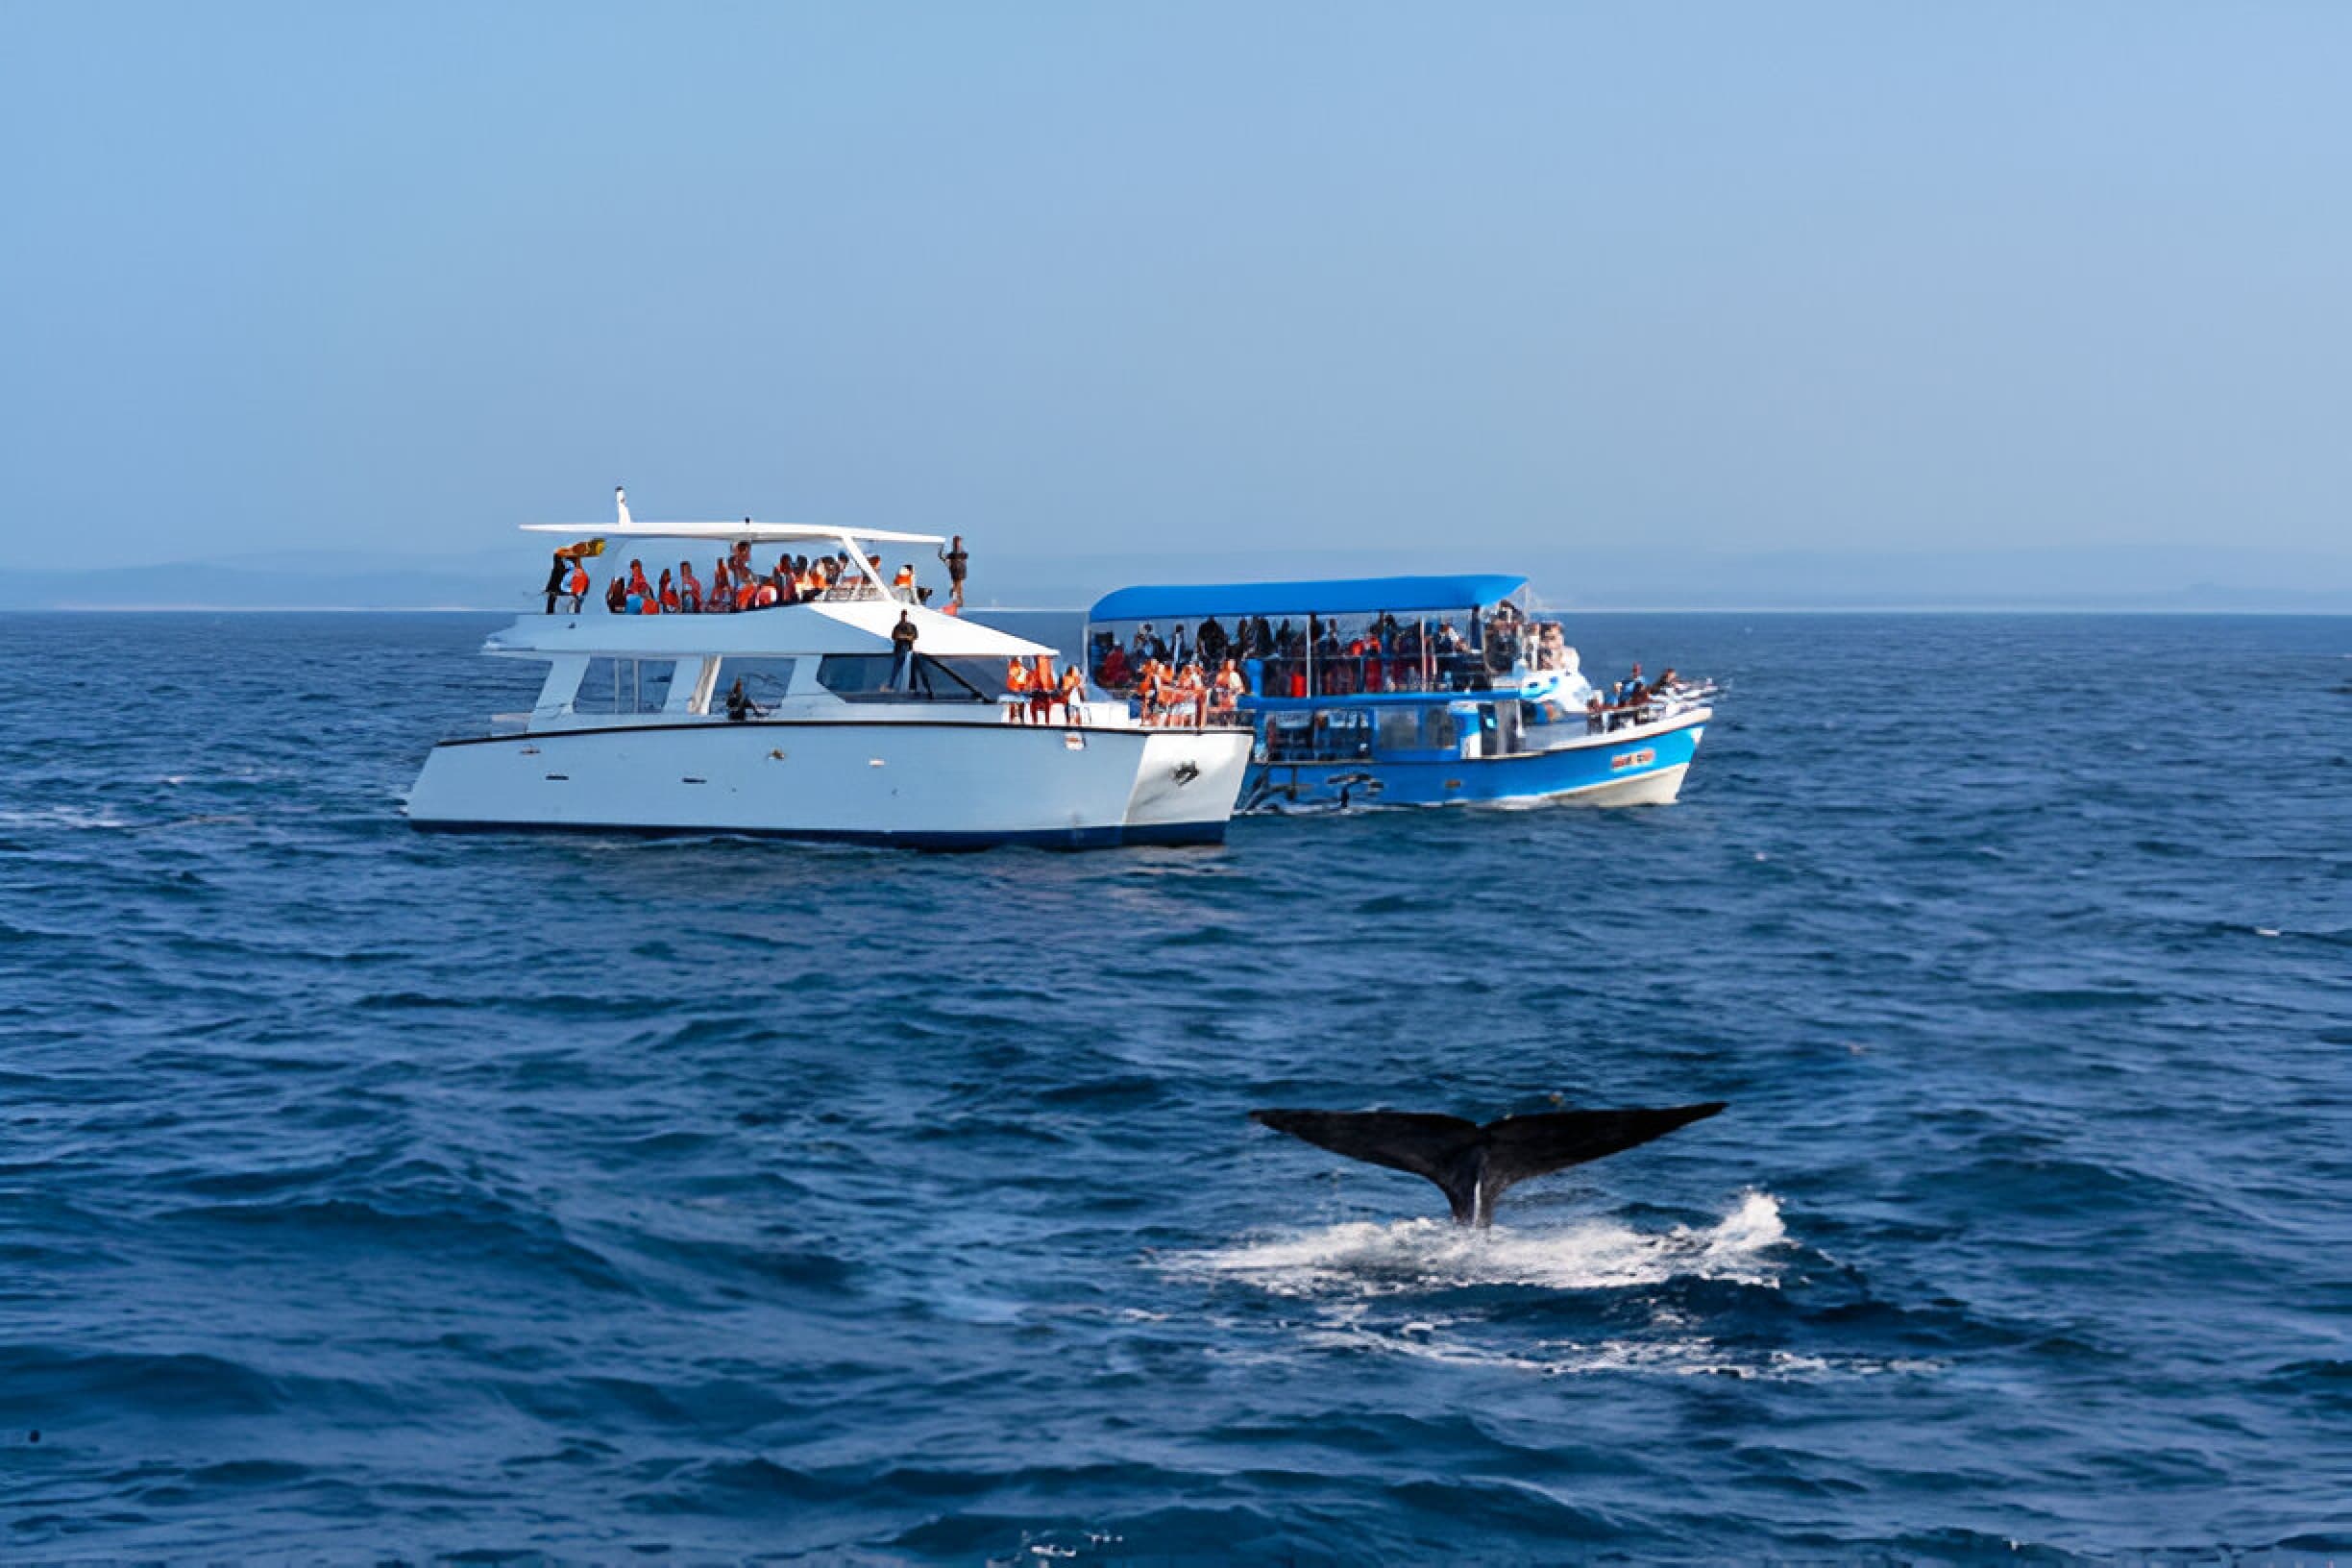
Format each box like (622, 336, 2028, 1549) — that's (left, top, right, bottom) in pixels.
(1, 610, 2347, 1564)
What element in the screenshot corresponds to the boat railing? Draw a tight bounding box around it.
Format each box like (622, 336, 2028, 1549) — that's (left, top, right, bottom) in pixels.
(993, 697, 1251, 731)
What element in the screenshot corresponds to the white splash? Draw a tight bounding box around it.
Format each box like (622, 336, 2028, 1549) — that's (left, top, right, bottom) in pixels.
(1168, 1190, 1788, 1300)
(0, 805, 132, 831)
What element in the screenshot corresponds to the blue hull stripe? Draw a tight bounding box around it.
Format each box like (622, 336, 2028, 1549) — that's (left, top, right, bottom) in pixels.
(1242, 717, 1704, 810)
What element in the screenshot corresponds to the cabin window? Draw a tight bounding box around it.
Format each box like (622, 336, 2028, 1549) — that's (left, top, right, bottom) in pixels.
(712, 657, 798, 712)
(816, 653, 992, 702)
(1376, 709, 1421, 751)
(573, 657, 675, 715)
(1263, 708, 1372, 762)
(1423, 707, 1459, 750)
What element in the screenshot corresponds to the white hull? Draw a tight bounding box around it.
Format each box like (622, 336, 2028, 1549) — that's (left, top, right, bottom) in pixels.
(405, 718, 1253, 848)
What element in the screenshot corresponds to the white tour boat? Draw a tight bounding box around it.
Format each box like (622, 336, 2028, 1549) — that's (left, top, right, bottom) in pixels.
(404, 512, 1254, 848)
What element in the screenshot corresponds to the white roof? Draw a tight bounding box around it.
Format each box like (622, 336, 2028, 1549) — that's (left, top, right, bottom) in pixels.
(486, 600, 1051, 659)
(523, 522, 947, 546)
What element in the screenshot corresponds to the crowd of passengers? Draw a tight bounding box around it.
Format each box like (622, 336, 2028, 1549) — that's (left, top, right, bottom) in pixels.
(1091, 603, 1574, 699)
(1093, 609, 1689, 733)
(1584, 662, 1688, 733)
(545, 540, 967, 616)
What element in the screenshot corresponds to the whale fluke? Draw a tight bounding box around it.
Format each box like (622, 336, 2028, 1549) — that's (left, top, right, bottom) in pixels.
(1249, 1102, 1727, 1226)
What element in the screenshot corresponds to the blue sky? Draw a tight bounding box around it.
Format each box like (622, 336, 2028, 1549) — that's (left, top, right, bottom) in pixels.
(4, 2, 2348, 576)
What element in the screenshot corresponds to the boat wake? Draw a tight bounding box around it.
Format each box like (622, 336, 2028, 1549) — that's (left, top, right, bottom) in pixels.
(1166, 1189, 1787, 1299)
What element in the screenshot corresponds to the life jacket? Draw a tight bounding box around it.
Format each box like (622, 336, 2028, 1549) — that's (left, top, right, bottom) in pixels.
(567, 566, 589, 596)
(894, 568, 915, 589)
(661, 589, 680, 612)
(735, 582, 758, 611)
(638, 595, 659, 615)
(1006, 662, 1032, 693)
(755, 581, 779, 607)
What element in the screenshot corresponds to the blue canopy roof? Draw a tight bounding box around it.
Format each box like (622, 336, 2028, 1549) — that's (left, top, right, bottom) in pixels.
(1088, 574, 1527, 624)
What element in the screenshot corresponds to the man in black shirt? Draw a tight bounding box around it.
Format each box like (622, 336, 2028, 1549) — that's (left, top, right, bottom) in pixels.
(939, 535, 969, 609)
(723, 677, 766, 722)
(890, 610, 930, 696)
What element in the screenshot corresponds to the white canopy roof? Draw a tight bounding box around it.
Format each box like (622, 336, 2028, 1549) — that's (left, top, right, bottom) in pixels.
(523, 522, 947, 546)
(486, 599, 1051, 659)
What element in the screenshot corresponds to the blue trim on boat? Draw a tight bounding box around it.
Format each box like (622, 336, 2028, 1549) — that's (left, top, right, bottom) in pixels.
(1239, 712, 1705, 811)
(404, 819, 1229, 850)
(1088, 574, 1528, 623)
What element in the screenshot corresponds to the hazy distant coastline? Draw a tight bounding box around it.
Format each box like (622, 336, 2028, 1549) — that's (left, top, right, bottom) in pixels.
(12, 545, 2349, 615)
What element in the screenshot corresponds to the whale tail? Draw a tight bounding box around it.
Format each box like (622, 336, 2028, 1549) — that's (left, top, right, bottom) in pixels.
(1249, 1102, 1727, 1226)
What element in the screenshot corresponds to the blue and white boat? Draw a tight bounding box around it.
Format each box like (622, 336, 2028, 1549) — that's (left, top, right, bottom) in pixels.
(1084, 575, 1713, 813)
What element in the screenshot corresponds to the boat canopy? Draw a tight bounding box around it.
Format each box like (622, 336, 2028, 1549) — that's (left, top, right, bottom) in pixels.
(486, 599, 1050, 659)
(523, 522, 947, 546)
(1088, 574, 1528, 625)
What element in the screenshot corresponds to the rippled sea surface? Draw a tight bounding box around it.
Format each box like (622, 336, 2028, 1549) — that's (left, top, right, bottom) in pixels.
(3, 611, 2348, 1564)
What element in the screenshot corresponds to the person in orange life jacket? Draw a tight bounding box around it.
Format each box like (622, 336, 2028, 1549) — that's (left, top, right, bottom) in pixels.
(658, 569, 680, 614)
(706, 563, 731, 613)
(1134, 660, 1162, 724)
(1059, 663, 1085, 721)
(734, 575, 760, 611)
(1004, 656, 1033, 722)
(1028, 655, 1056, 723)
(893, 563, 915, 593)
(730, 540, 754, 581)
(625, 559, 652, 606)
(564, 559, 590, 612)
(679, 561, 701, 614)
(1177, 663, 1208, 725)
(752, 573, 779, 609)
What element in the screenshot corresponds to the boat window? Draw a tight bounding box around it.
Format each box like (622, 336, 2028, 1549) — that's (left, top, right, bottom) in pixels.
(1263, 708, 1372, 762)
(712, 657, 798, 711)
(1423, 707, 1459, 750)
(573, 657, 675, 716)
(1376, 709, 1421, 751)
(816, 653, 992, 703)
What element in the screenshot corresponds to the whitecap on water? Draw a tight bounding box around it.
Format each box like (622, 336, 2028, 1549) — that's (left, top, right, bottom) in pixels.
(1166, 1190, 1788, 1299)
(0, 804, 133, 831)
